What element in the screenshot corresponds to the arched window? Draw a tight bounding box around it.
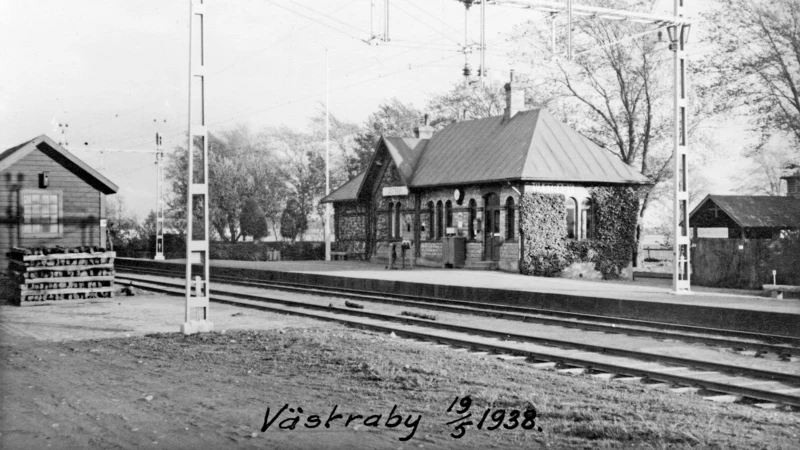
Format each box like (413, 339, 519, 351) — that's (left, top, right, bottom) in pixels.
(566, 197, 577, 239)
(468, 199, 476, 239)
(505, 196, 515, 240)
(445, 200, 453, 230)
(436, 201, 444, 239)
(394, 202, 402, 239)
(427, 201, 434, 240)
(580, 198, 594, 240)
(387, 202, 393, 239)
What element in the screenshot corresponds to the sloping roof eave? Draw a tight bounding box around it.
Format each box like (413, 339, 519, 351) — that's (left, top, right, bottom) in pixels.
(409, 176, 652, 190)
(0, 135, 119, 194)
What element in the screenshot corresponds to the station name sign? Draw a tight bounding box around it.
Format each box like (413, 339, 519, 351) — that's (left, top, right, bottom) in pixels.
(382, 186, 409, 197)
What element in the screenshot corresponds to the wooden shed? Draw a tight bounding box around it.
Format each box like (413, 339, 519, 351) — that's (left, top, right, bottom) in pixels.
(689, 194, 800, 239)
(0, 135, 119, 272)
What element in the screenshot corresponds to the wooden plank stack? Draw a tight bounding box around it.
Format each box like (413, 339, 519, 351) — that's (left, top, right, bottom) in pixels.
(6, 246, 115, 305)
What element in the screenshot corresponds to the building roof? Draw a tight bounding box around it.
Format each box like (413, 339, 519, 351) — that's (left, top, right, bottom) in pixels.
(320, 171, 365, 203)
(690, 195, 800, 229)
(409, 109, 651, 187)
(323, 108, 651, 203)
(0, 135, 119, 194)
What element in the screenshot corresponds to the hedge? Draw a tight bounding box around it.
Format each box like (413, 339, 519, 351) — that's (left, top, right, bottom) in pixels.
(114, 236, 324, 261)
(210, 241, 324, 261)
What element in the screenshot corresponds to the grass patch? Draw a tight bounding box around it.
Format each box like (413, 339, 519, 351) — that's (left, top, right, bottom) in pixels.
(5, 328, 799, 449)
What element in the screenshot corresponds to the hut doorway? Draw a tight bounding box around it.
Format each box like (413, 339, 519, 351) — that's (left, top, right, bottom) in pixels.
(483, 193, 501, 261)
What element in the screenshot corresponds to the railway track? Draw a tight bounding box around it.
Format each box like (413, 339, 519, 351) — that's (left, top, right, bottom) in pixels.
(116, 264, 800, 356)
(116, 269, 800, 409)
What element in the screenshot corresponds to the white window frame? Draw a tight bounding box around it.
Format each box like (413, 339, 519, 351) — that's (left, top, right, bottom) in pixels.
(19, 189, 63, 238)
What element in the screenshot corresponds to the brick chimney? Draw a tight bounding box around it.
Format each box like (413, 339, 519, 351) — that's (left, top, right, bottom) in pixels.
(781, 164, 800, 198)
(504, 70, 524, 121)
(414, 114, 434, 139)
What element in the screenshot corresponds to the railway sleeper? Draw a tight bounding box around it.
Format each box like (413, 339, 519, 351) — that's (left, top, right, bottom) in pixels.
(122, 278, 800, 410)
(116, 269, 800, 354)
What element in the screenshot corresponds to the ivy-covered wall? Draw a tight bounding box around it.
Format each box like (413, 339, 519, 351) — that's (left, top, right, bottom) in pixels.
(519, 186, 639, 280)
(586, 186, 639, 279)
(519, 193, 568, 276)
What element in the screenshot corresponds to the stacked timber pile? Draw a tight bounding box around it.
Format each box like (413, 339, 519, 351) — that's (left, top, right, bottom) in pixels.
(7, 246, 115, 305)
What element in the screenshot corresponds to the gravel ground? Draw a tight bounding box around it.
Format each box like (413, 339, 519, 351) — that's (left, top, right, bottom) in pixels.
(2, 290, 800, 449)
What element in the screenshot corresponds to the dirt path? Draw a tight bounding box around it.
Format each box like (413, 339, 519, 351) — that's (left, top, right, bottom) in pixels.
(1, 292, 799, 449)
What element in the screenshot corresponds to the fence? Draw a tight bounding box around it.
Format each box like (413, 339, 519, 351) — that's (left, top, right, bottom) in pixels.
(691, 238, 800, 289)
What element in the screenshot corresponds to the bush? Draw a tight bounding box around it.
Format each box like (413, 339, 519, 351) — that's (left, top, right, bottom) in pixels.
(209, 241, 324, 261)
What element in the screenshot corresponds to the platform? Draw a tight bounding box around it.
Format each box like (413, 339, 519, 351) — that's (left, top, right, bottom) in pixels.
(116, 258, 800, 338)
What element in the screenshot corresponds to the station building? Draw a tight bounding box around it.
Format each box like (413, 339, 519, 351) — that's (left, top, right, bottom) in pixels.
(322, 78, 651, 276)
(0, 135, 119, 270)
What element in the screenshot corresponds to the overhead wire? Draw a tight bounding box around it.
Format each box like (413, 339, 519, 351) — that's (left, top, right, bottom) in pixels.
(391, 1, 462, 45)
(210, 0, 362, 77)
(282, 0, 369, 36)
(89, 1, 692, 150)
(261, 0, 369, 44)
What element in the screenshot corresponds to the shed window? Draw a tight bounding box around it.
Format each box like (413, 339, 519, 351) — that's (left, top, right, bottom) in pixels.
(468, 199, 476, 239)
(21, 190, 62, 237)
(505, 196, 515, 240)
(566, 197, 577, 239)
(445, 200, 453, 228)
(580, 198, 594, 240)
(427, 201, 435, 240)
(436, 201, 443, 239)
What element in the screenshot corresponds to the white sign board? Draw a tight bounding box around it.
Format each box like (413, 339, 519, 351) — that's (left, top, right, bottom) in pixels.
(100, 219, 107, 227)
(382, 186, 409, 197)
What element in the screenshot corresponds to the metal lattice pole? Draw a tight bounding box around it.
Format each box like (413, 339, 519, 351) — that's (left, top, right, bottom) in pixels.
(672, 0, 690, 292)
(155, 133, 165, 261)
(182, 0, 213, 333)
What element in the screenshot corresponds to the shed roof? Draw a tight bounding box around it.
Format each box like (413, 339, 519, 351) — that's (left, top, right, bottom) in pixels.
(690, 195, 800, 229)
(0, 135, 119, 194)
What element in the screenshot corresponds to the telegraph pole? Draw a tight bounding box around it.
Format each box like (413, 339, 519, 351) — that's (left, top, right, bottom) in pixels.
(154, 133, 165, 261)
(325, 49, 332, 261)
(183, 0, 213, 334)
(66, 142, 168, 261)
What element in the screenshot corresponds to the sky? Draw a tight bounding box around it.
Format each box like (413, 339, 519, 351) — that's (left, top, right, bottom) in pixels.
(1, 0, 754, 225)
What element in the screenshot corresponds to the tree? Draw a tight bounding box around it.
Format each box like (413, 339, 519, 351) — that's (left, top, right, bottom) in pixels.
(510, 0, 715, 262)
(701, 0, 800, 194)
(240, 198, 269, 240)
(702, 0, 800, 144)
(426, 78, 557, 126)
(427, 80, 508, 126)
(270, 126, 325, 241)
(141, 210, 157, 238)
(166, 125, 285, 243)
(309, 104, 361, 186)
(105, 195, 143, 250)
(280, 198, 307, 242)
(349, 98, 423, 177)
(734, 139, 797, 196)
